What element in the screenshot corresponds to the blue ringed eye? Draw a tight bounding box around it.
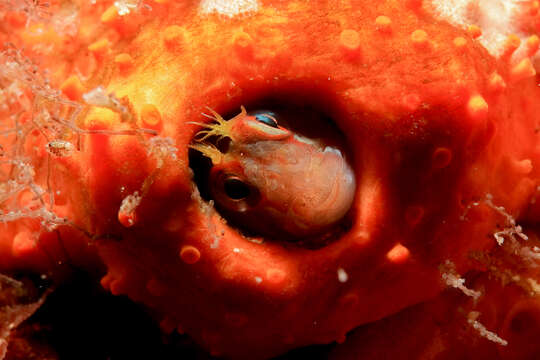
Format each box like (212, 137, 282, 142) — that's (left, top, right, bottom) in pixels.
(252, 112, 279, 128)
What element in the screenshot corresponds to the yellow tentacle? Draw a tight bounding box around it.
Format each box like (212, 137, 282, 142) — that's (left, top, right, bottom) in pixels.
(188, 143, 223, 164)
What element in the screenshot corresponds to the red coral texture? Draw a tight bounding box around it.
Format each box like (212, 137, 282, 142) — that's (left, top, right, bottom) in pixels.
(0, 0, 539, 359)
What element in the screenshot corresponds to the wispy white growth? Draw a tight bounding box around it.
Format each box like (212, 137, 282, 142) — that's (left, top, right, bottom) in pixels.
(482, 194, 540, 267)
(0, 0, 52, 23)
(430, 0, 515, 58)
(1, 51, 56, 104)
(520, 246, 540, 265)
(82, 86, 131, 120)
(12, 160, 34, 185)
(82, 86, 109, 107)
(441, 260, 482, 301)
(193, 198, 220, 249)
(119, 191, 141, 224)
(114, 0, 138, 15)
(0, 207, 68, 231)
(485, 194, 528, 245)
(430, 0, 540, 69)
(467, 311, 508, 346)
(199, 0, 258, 17)
(337, 268, 349, 283)
(147, 137, 177, 168)
(527, 278, 540, 294)
(46, 140, 74, 157)
(0, 44, 75, 228)
(51, 3, 79, 36)
(0, 160, 35, 203)
(0, 43, 160, 238)
(0, 274, 22, 289)
(462, 194, 530, 248)
(460, 201, 480, 221)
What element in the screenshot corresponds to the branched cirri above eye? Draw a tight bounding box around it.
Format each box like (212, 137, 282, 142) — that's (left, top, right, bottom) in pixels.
(250, 111, 279, 128)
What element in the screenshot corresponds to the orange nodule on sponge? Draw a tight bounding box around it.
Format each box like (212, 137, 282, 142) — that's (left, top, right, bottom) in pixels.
(453, 37, 467, 52)
(118, 210, 136, 228)
(411, 29, 429, 49)
(140, 104, 162, 130)
(467, 94, 489, 123)
(101, 5, 119, 24)
(114, 53, 134, 72)
(180, 245, 201, 264)
(432, 147, 453, 169)
(12, 231, 36, 258)
(375, 16, 392, 33)
(386, 243, 410, 264)
(488, 72, 506, 93)
(467, 25, 482, 39)
(339, 29, 361, 59)
(84, 108, 120, 130)
(88, 38, 111, 58)
(526, 35, 540, 56)
(502, 34, 521, 57)
(510, 58, 536, 83)
(60, 75, 85, 101)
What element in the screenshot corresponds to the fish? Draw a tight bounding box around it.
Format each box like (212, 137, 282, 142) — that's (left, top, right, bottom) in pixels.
(190, 106, 356, 239)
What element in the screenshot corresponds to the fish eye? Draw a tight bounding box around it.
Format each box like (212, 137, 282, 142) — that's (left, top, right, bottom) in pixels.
(223, 176, 250, 200)
(251, 111, 279, 128)
(208, 171, 261, 213)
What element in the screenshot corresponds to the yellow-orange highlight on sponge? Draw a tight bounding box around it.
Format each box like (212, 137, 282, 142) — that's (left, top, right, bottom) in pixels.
(232, 30, 254, 60)
(164, 25, 185, 50)
(84, 108, 121, 130)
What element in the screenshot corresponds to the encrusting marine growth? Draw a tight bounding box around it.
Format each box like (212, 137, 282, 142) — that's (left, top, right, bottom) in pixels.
(0, 0, 539, 359)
